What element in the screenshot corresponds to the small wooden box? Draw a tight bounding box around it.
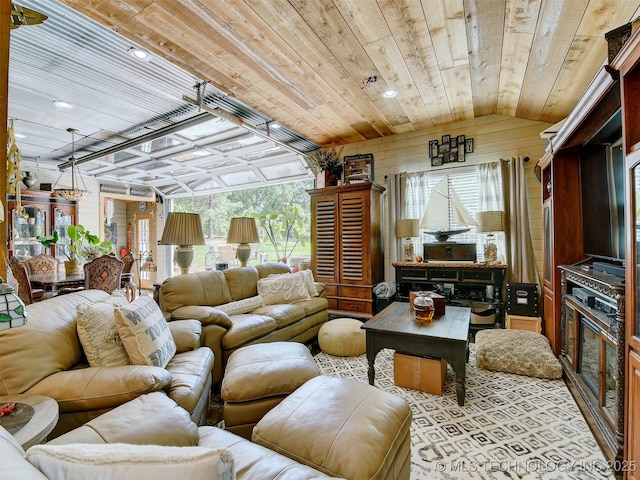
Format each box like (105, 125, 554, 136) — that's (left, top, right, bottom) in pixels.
(394, 353, 447, 395)
(506, 314, 542, 334)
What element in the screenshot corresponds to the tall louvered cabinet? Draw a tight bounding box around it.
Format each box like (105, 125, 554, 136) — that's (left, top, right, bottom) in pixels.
(308, 182, 385, 319)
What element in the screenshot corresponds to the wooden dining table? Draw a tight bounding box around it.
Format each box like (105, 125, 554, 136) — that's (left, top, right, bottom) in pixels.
(29, 272, 85, 294)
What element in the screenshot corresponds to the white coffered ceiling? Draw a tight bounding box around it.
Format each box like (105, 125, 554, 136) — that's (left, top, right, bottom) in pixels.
(8, 0, 317, 198)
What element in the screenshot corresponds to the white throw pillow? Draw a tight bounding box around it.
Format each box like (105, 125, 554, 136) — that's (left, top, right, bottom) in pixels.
(216, 295, 264, 315)
(299, 269, 319, 297)
(267, 271, 318, 297)
(76, 292, 131, 367)
(26, 443, 235, 480)
(114, 296, 177, 368)
(258, 273, 311, 305)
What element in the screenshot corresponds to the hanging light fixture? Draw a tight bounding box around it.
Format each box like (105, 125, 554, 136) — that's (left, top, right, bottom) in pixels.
(54, 128, 88, 201)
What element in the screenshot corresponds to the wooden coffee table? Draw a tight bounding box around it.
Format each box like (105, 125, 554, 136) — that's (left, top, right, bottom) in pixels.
(361, 302, 471, 405)
(0, 395, 59, 449)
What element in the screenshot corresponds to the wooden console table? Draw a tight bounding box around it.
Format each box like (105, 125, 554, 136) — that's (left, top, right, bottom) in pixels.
(393, 262, 507, 327)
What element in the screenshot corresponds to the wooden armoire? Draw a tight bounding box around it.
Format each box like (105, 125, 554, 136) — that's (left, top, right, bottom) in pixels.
(308, 182, 385, 319)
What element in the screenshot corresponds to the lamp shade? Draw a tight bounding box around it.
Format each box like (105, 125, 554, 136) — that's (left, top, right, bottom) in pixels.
(475, 211, 504, 233)
(160, 212, 205, 247)
(227, 217, 259, 244)
(396, 219, 419, 238)
(0, 282, 27, 330)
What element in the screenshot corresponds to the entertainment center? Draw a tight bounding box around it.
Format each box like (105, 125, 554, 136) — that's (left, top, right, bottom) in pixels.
(539, 25, 640, 475)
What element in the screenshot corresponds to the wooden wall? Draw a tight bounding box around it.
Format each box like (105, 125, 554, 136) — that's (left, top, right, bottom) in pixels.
(340, 114, 551, 283)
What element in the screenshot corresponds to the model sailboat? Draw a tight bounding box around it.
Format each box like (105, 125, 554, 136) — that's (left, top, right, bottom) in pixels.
(420, 175, 477, 242)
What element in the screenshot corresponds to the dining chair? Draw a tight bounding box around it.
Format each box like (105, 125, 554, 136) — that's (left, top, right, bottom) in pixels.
(8, 257, 44, 304)
(24, 254, 62, 299)
(119, 252, 137, 301)
(25, 254, 59, 275)
(83, 255, 124, 294)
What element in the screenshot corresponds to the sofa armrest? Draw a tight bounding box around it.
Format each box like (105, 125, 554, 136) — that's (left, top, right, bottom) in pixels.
(47, 392, 198, 447)
(315, 282, 326, 297)
(28, 366, 172, 413)
(168, 319, 202, 353)
(171, 305, 232, 328)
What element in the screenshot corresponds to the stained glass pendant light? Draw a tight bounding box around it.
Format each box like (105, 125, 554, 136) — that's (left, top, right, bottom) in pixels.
(54, 128, 88, 201)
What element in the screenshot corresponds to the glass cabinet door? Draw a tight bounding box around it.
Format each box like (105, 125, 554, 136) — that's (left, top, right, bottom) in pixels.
(54, 207, 74, 260)
(602, 333, 617, 425)
(635, 164, 640, 338)
(12, 205, 46, 259)
(565, 304, 575, 366)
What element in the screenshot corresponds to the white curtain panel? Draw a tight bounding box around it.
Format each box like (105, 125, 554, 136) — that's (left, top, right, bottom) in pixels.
(505, 157, 540, 285)
(477, 161, 506, 262)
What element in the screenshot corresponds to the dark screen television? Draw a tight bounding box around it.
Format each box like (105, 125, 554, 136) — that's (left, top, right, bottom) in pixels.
(580, 110, 625, 263)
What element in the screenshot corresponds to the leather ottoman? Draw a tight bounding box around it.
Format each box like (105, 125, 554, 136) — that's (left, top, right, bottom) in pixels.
(252, 375, 412, 480)
(220, 342, 319, 439)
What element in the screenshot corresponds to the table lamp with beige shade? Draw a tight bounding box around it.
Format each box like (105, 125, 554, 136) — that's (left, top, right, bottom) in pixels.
(396, 219, 419, 262)
(160, 212, 205, 274)
(227, 217, 260, 267)
(475, 211, 504, 263)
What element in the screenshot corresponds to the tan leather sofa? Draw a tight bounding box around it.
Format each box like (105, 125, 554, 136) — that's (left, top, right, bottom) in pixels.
(0, 290, 214, 439)
(4, 383, 411, 480)
(158, 263, 328, 384)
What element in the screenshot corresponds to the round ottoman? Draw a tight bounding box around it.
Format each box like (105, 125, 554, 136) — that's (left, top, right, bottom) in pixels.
(318, 318, 366, 356)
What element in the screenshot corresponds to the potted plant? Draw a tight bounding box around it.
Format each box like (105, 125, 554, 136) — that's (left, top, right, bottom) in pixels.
(37, 224, 113, 275)
(306, 145, 344, 187)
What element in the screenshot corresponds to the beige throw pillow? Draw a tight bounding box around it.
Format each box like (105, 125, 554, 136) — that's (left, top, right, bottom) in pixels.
(26, 443, 235, 480)
(76, 292, 131, 368)
(77, 303, 129, 367)
(258, 273, 311, 305)
(216, 295, 264, 315)
(114, 296, 176, 368)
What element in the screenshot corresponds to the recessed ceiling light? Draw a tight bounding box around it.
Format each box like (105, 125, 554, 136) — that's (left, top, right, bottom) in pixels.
(53, 100, 73, 109)
(271, 122, 281, 129)
(382, 90, 397, 98)
(128, 47, 151, 61)
(14, 133, 26, 139)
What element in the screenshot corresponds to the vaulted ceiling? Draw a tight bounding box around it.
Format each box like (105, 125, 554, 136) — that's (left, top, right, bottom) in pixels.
(9, 0, 640, 197)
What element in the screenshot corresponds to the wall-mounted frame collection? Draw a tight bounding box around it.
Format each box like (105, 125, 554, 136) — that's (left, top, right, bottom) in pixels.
(429, 134, 474, 167)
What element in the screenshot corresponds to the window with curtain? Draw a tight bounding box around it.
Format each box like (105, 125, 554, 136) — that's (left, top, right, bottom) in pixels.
(405, 165, 503, 262)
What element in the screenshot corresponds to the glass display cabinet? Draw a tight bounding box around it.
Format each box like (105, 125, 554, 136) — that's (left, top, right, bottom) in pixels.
(7, 190, 77, 260)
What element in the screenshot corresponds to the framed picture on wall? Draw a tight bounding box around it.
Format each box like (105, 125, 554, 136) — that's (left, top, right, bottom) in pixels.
(343, 153, 374, 184)
(429, 140, 438, 158)
(444, 151, 458, 163)
(465, 138, 474, 153)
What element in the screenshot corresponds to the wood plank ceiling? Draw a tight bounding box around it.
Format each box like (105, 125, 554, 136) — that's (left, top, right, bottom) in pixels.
(60, 0, 639, 147)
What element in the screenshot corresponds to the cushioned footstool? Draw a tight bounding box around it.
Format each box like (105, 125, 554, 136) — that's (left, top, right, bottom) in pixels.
(220, 342, 319, 439)
(252, 375, 412, 480)
(475, 329, 563, 379)
(318, 317, 366, 356)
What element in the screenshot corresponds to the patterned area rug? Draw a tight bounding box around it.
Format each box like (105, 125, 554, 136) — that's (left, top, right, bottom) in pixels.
(314, 348, 615, 480)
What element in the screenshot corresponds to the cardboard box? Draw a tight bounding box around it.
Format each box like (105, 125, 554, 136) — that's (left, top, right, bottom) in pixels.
(394, 353, 447, 395)
(506, 314, 542, 334)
